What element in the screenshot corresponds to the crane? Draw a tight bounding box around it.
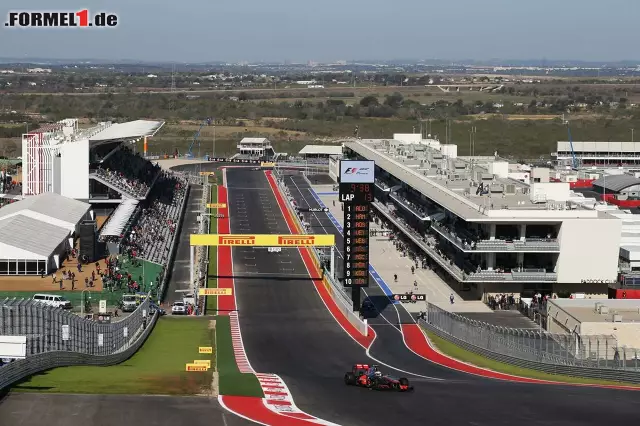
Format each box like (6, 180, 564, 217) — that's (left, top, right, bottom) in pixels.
(562, 114, 578, 169)
(186, 118, 212, 159)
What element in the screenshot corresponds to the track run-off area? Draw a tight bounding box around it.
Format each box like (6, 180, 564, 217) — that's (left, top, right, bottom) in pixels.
(198, 166, 640, 426)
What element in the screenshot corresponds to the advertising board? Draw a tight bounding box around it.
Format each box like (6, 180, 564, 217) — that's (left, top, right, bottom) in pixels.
(186, 363, 208, 372)
(198, 288, 233, 296)
(339, 160, 375, 184)
(190, 234, 335, 246)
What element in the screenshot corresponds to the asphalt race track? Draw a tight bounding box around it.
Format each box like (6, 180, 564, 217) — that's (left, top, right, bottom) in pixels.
(0, 393, 253, 426)
(165, 183, 202, 305)
(226, 168, 640, 426)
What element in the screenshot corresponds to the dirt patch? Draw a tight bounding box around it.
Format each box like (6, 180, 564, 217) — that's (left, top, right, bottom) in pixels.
(141, 373, 211, 395)
(0, 138, 20, 157)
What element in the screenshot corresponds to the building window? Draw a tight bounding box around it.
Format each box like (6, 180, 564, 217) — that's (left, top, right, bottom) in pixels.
(27, 261, 39, 274)
(17, 260, 25, 274)
(0, 259, 45, 275)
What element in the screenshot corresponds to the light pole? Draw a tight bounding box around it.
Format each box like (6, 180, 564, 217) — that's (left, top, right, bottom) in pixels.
(81, 290, 91, 316)
(212, 125, 216, 158)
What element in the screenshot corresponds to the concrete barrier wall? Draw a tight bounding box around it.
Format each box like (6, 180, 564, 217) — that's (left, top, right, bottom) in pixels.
(274, 177, 368, 336)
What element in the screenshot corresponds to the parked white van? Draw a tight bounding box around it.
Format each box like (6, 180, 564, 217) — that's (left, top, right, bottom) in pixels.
(32, 294, 72, 309)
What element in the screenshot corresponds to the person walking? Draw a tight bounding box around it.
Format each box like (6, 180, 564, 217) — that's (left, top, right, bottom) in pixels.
(450, 293, 455, 304)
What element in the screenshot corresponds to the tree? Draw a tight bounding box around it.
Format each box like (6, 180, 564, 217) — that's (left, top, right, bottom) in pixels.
(384, 92, 404, 109)
(359, 95, 379, 107)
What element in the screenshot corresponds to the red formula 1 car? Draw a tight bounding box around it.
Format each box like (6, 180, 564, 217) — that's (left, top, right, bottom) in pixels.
(344, 364, 413, 392)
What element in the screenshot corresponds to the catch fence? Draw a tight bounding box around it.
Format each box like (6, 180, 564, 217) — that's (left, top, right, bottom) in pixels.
(0, 295, 157, 390)
(1, 296, 153, 356)
(422, 302, 640, 383)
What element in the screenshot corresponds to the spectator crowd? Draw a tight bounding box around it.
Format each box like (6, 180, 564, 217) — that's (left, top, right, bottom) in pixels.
(93, 147, 161, 198)
(113, 171, 188, 265)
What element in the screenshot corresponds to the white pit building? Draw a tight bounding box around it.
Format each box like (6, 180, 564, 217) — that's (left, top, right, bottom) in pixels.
(342, 137, 622, 300)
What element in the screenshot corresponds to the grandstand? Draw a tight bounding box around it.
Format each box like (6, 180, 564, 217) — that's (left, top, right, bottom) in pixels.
(21, 119, 163, 200)
(100, 170, 189, 265)
(0, 118, 189, 293)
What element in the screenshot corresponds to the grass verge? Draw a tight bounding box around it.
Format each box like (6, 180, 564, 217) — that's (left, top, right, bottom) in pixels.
(216, 315, 264, 397)
(424, 330, 639, 387)
(206, 182, 218, 313)
(13, 317, 216, 395)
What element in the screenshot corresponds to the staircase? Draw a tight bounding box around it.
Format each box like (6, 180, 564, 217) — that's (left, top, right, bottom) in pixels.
(90, 172, 139, 200)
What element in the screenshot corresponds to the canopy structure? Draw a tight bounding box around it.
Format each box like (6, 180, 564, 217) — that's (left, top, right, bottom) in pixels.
(89, 120, 164, 142)
(299, 145, 343, 156)
(100, 199, 139, 238)
(0, 193, 91, 274)
(0, 192, 90, 233)
(592, 175, 640, 193)
(0, 215, 71, 260)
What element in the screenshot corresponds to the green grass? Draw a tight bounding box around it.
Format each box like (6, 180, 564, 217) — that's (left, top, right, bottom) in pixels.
(206, 182, 218, 313)
(13, 317, 216, 395)
(425, 330, 639, 387)
(216, 315, 264, 397)
(120, 259, 164, 296)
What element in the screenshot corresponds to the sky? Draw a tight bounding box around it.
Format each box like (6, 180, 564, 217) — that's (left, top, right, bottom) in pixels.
(1, 0, 639, 63)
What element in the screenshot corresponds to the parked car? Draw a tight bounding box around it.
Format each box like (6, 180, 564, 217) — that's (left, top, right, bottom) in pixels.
(32, 294, 72, 309)
(121, 295, 138, 312)
(171, 301, 187, 315)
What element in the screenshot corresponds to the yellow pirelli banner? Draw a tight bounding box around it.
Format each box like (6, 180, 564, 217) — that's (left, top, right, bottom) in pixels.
(186, 363, 208, 372)
(199, 171, 215, 176)
(206, 203, 227, 209)
(193, 360, 211, 368)
(261, 162, 275, 167)
(190, 234, 335, 247)
(199, 347, 213, 354)
(199, 288, 233, 296)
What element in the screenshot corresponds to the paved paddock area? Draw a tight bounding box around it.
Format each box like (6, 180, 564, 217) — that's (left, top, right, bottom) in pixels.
(0, 393, 253, 426)
(0, 256, 107, 292)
